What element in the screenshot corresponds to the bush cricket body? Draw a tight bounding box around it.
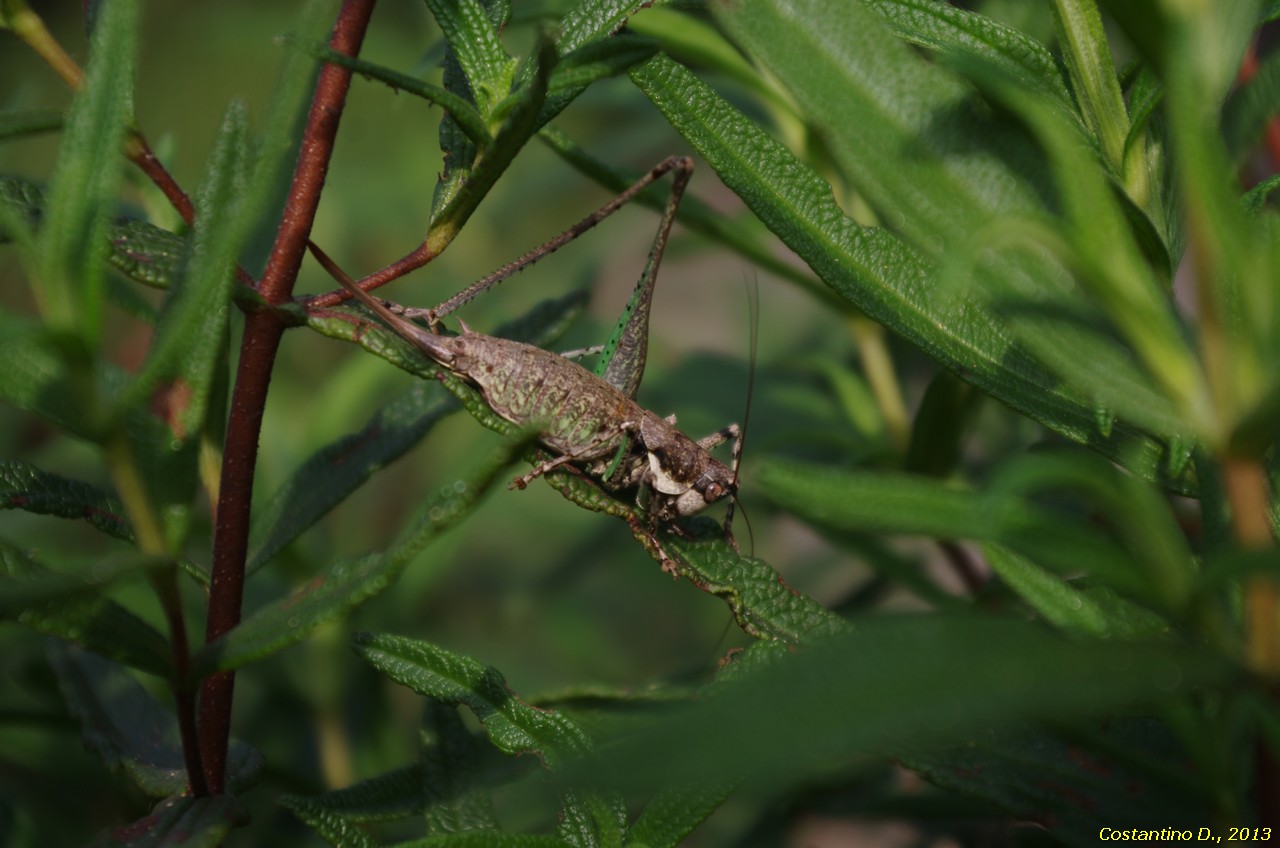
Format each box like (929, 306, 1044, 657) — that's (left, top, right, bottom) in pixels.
(326, 158, 746, 565)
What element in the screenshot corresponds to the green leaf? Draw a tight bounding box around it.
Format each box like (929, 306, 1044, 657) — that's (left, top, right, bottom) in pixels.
(556, 790, 626, 848)
(2, 176, 189, 291)
(277, 795, 378, 848)
(865, 0, 1072, 111)
(424, 0, 517, 119)
(903, 720, 1213, 843)
(983, 543, 1169, 639)
(421, 701, 502, 834)
(353, 633, 591, 766)
(308, 45, 491, 148)
(0, 309, 101, 439)
(628, 53, 1187, 491)
(666, 531, 846, 644)
(395, 835, 573, 847)
(247, 384, 455, 575)
(284, 765, 426, 824)
(192, 435, 531, 675)
(0, 541, 171, 677)
(0, 459, 132, 541)
(756, 457, 1147, 597)
(89, 794, 249, 848)
(1051, 0, 1130, 170)
(117, 100, 247, 443)
(0, 107, 63, 141)
(625, 782, 733, 848)
(557, 616, 1232, 795)
(48, 644, 262, 797)
(35, 0, 138, 347)
(986, 451, 1195, 611)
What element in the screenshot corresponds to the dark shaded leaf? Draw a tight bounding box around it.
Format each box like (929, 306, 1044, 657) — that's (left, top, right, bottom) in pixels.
(49, 644, 261, 797)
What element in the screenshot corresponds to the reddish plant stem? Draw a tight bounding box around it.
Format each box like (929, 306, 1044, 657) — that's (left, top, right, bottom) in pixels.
(124, 133, 260, 288)
(197, 0, 376, 796)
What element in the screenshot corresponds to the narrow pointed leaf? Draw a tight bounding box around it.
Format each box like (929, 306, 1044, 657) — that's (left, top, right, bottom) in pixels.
(983, 543, 1169, 639)
(421, 702, 502, 834)
(424, 0, 516, 118)
(0, 107, 63, 140)
(625, 782, 734, 848)
(117, 100, 247, 442)
(352, 633, 591, 766)
(0, 542, 171, 677)
(36, 0, 138, 345)
(0, 459, 132, 541)
(667, 531, 846, 644)
(865, 0, 1072, 110)
(756, 457, 1147, 597)
(49, 644, 262, 797)
(556, 790, 625, 848)
(277, 795, 377, 848)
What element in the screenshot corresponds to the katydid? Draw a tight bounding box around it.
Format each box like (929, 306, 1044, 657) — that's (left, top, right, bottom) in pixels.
(323, 157, 746, 560)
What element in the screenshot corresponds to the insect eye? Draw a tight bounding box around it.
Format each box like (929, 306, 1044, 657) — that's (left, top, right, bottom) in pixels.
(704, 482, 723, 500)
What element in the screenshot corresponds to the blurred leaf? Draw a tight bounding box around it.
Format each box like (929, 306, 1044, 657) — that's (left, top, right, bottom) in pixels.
(628, 53, 1187, 491)
(89, 794, 249, 848)
(193, 434, 534, 675)
(48, 644, 262, 797)
(0, 107, 62, 140)
(0, 310, 104, 439)
(2, 175, 189, 290)
(904, 720, 1211, 845)
(116, 100, 246, 444)
(0, 541, 171, 677)
(557, 616, 1233, 795)
(247, 384, 455, 575)
(866, 0, 1072, 111)
(986, 451, 1195, 611)
(1051, 0, 1130, 169)
(0, 459, 132, 541)
(756, 457, 1148, 596)
(353, 633, 591, 766)
(625, 781, 734, 848)
(285, 764, 426, 824)
(1224, 47, 1280, 162)
(983, 543, 1169, 639)
(903, 371, 976, 476)
(421, 701, 503, 834)
(546, 34, 656, 103)
(960, 54, 1207, 437)
(36, 0, 138, 346)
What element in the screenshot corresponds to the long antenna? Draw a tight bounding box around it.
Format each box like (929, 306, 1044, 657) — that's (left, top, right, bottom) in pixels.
(724, 274, 758, 554)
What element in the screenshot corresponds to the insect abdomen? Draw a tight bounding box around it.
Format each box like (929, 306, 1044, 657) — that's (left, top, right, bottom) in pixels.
(460, 334, 637, 459)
